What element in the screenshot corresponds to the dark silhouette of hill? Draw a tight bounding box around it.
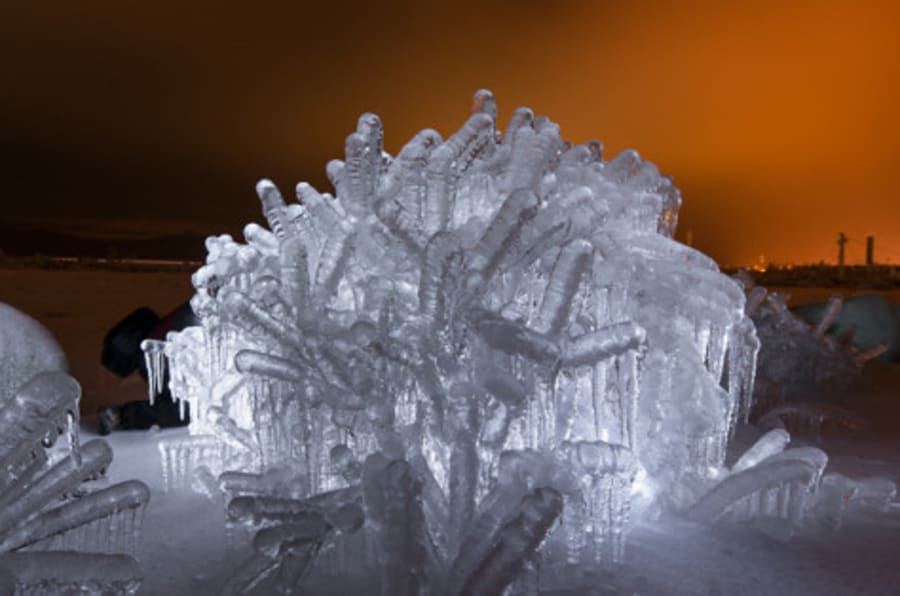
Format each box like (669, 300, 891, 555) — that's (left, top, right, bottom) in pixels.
(0, 222, 209, 261)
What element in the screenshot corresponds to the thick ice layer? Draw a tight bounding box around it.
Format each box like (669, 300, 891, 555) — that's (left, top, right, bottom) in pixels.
(148, 91, 760, 584)
(0, 303, 67, 408)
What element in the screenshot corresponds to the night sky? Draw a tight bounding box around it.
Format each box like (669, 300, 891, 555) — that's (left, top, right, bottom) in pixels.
(3, 1, 899, 266)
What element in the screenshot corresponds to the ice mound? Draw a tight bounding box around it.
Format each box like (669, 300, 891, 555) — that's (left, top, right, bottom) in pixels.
(0, 304, 149, 595)
(0, 302, 67, 407)
(148, 90, 761, 590)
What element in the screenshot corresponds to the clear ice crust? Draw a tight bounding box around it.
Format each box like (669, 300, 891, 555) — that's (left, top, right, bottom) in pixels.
(148, 90, 770, 592)
(0, 304, 149, 595)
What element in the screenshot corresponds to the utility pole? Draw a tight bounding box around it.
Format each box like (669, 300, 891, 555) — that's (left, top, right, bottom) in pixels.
(866, 236, 874, 266)
(837, 232, 847, 267)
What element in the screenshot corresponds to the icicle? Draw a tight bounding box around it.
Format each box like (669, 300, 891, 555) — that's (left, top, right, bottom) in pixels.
(615, 351, 640, 451)
(591, 359, 610, 442)
(140, 339, 167, 406)
(66, 410, 81, 467)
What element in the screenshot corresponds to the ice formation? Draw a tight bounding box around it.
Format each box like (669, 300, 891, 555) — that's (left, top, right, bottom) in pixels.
(737, 276, 886, 415)
(0, 303, 67, 406)
(0, 304, 149, 595)
(148, 90, 765, 590)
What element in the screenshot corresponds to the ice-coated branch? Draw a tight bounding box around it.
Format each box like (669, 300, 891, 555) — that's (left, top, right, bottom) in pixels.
(562, 321, 647, 367)
(455, 487, 562, 596)
(256, 179, 289, 240)
(469, 309, 560, 366)
(731, 429, 790, 473)
(279, 234, 310, 325)
(506, 119, 563, 192)
(468, 188, 540, 278)
(533, 239, 594, 336)
(0, 371, 81, 488)
(234, 350, 306, 385)
(689, 447, 827, 527)
(0, 480, 150, 552)
(814, 295, 843, 337)
(0, 439, 112, 538)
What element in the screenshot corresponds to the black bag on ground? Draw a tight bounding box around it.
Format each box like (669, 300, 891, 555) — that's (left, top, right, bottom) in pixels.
(101, 307, 161, 377)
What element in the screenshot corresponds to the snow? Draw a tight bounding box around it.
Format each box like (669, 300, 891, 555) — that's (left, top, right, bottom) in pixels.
(90, 401, 900, 594)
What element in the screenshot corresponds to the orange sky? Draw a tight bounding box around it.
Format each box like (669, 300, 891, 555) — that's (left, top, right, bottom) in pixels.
(2, 1, 899, 265)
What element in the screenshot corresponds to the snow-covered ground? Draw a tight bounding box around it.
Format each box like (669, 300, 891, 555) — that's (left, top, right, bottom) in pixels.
(90, 363, 900, 595)
(4, 268, 900, 594)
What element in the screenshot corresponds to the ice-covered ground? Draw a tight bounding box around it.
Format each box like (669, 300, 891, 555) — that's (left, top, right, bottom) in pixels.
(90, 362, 900, 595)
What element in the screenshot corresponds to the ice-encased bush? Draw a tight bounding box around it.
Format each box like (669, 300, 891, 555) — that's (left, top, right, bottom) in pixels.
(736, 276, 885, 436)
(148, 91, 760, 591)
(0, 303, 149, 595)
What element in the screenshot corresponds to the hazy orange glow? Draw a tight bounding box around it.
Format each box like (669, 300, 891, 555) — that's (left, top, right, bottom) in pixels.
(2, 1, 899, 266)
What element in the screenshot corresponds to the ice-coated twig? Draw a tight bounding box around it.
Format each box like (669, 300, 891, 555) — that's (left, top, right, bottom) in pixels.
(363, 456, 428, 596)
(759, 402, 869, 438)
(731, 429, 791, 473)
(533, 239, 593, 336)
(0, 439, 112, 539)
(814, 295, 843, 337)
(279, 234, 310, 325)
(224, 513, 331, 595)
(0, 371, 81, 486)
(455, 487, 562, 596)
(469, 309, 560, 365)
(468, 189, 540, 278)
(0, 480, 150, 552)
(688, 447, 827, 525)
(562, 322, 647, 367)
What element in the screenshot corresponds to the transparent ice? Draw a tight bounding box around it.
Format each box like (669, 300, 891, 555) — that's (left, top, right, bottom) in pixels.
(0, 304, 149, 594)
(148, 90, 769, 590)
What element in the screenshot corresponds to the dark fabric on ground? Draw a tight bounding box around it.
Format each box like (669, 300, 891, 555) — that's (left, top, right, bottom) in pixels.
(120, 390, 189, 430)
(101, 307, 160, 377)
(103, 301, 197, 429)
